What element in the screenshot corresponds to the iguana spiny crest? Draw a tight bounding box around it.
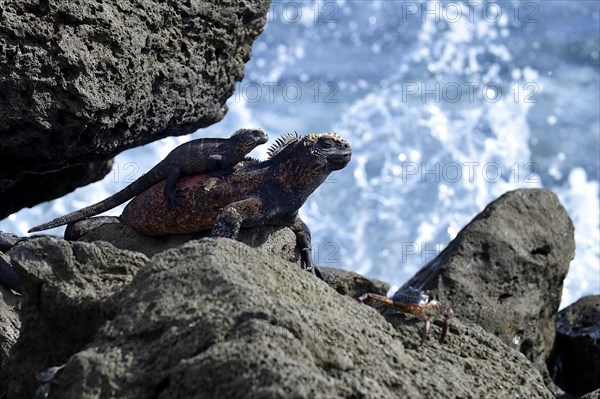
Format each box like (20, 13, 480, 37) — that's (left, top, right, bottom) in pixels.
(267, 132, 349, 166)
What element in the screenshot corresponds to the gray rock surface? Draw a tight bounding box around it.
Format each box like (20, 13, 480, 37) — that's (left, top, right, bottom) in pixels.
(0, 0, 270, 215)
(2, 237, 148, 398)
(581, 389, 600, 399)
(1, 237, 553, 398)
(0, 232, 21, 252)
(0, 281, 19, 377)
(65, 216, 300, 262)
(321, 266, 389, 300)
(550, 295, 600, 396)
(401, 188, 574, 385)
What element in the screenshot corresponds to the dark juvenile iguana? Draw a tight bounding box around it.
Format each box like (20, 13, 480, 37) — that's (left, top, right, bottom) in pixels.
(120, 132, 352, 276)
(28, 128, 268, 233)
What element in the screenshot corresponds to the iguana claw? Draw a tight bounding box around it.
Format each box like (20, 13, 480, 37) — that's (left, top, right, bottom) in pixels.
(166, 190, 185, 214)
(300, 247, 324, 280)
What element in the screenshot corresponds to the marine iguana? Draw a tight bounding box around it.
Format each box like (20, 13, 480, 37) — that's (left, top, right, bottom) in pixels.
(0, 256, 22, 293)
(28, 128, 268, 233)
(120, 132, 352, 276)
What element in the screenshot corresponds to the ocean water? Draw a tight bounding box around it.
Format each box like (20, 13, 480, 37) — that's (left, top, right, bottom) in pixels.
(3, 1, 598, 308)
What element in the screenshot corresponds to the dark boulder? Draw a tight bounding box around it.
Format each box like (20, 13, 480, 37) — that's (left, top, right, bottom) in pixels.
(0, 160, 113, 220)
(550, 295, 600, 396)
(2, 237, 148, 398)
(0, 257, 21, 294)
(401, 188, 575, 385)
(0, 232, 21, 252)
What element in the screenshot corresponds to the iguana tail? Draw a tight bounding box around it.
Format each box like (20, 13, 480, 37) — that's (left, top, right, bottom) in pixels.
(28, 166, 165, 233)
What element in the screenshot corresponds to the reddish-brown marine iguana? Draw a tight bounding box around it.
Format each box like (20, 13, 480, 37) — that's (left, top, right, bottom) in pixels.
(120, 132, 352, 277)
(28, 128, 268, 232)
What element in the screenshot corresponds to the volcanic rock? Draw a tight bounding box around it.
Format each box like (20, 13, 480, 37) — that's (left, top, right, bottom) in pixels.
(401, 188, 575, 384)
(1, 237, 553, 398)
(550, 295, 600, 396)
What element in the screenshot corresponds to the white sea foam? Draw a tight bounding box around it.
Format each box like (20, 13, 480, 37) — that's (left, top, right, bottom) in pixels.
(556, 169, 600, 306)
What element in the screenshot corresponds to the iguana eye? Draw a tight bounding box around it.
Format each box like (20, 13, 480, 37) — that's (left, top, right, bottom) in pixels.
(320, 139, 333, 148)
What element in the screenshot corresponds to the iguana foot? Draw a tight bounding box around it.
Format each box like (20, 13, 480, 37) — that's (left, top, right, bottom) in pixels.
(300, 247, 325, 280)
(307, 265, 324, 280)
(166, 190, 185, 213)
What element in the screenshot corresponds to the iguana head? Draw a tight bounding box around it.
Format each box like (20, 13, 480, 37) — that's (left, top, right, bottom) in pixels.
(230, 128, 269, 154)
(304, 133, 352, 170)
(267, 132, 351, 171)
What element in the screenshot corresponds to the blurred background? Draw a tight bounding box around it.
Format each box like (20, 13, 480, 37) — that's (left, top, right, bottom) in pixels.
(4, 0, 598, 308)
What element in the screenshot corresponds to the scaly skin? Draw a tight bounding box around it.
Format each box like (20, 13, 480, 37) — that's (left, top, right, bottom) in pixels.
(359, 287, 454, 343)
(0, 257, 21, 293)
(120, 132, 352, 276)
(28, 128, 268, 233)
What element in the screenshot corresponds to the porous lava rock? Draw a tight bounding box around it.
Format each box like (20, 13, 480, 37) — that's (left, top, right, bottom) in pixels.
(1, 237, 553, 398)
(401, 188, 575, 385)
(2, 237, 148, 398)
(65, 216, 300, 261)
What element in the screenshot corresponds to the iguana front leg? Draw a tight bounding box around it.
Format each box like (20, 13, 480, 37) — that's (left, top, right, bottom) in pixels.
(163, 165, 185, 212)
(289, 217, 324, 279)
(211, 197, 264, 239)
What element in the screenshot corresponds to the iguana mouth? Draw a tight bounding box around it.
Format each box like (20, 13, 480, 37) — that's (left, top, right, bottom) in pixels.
(327, 152, 351, 168)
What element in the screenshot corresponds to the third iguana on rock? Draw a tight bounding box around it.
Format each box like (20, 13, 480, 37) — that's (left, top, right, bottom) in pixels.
(29, 128, 268, 233)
